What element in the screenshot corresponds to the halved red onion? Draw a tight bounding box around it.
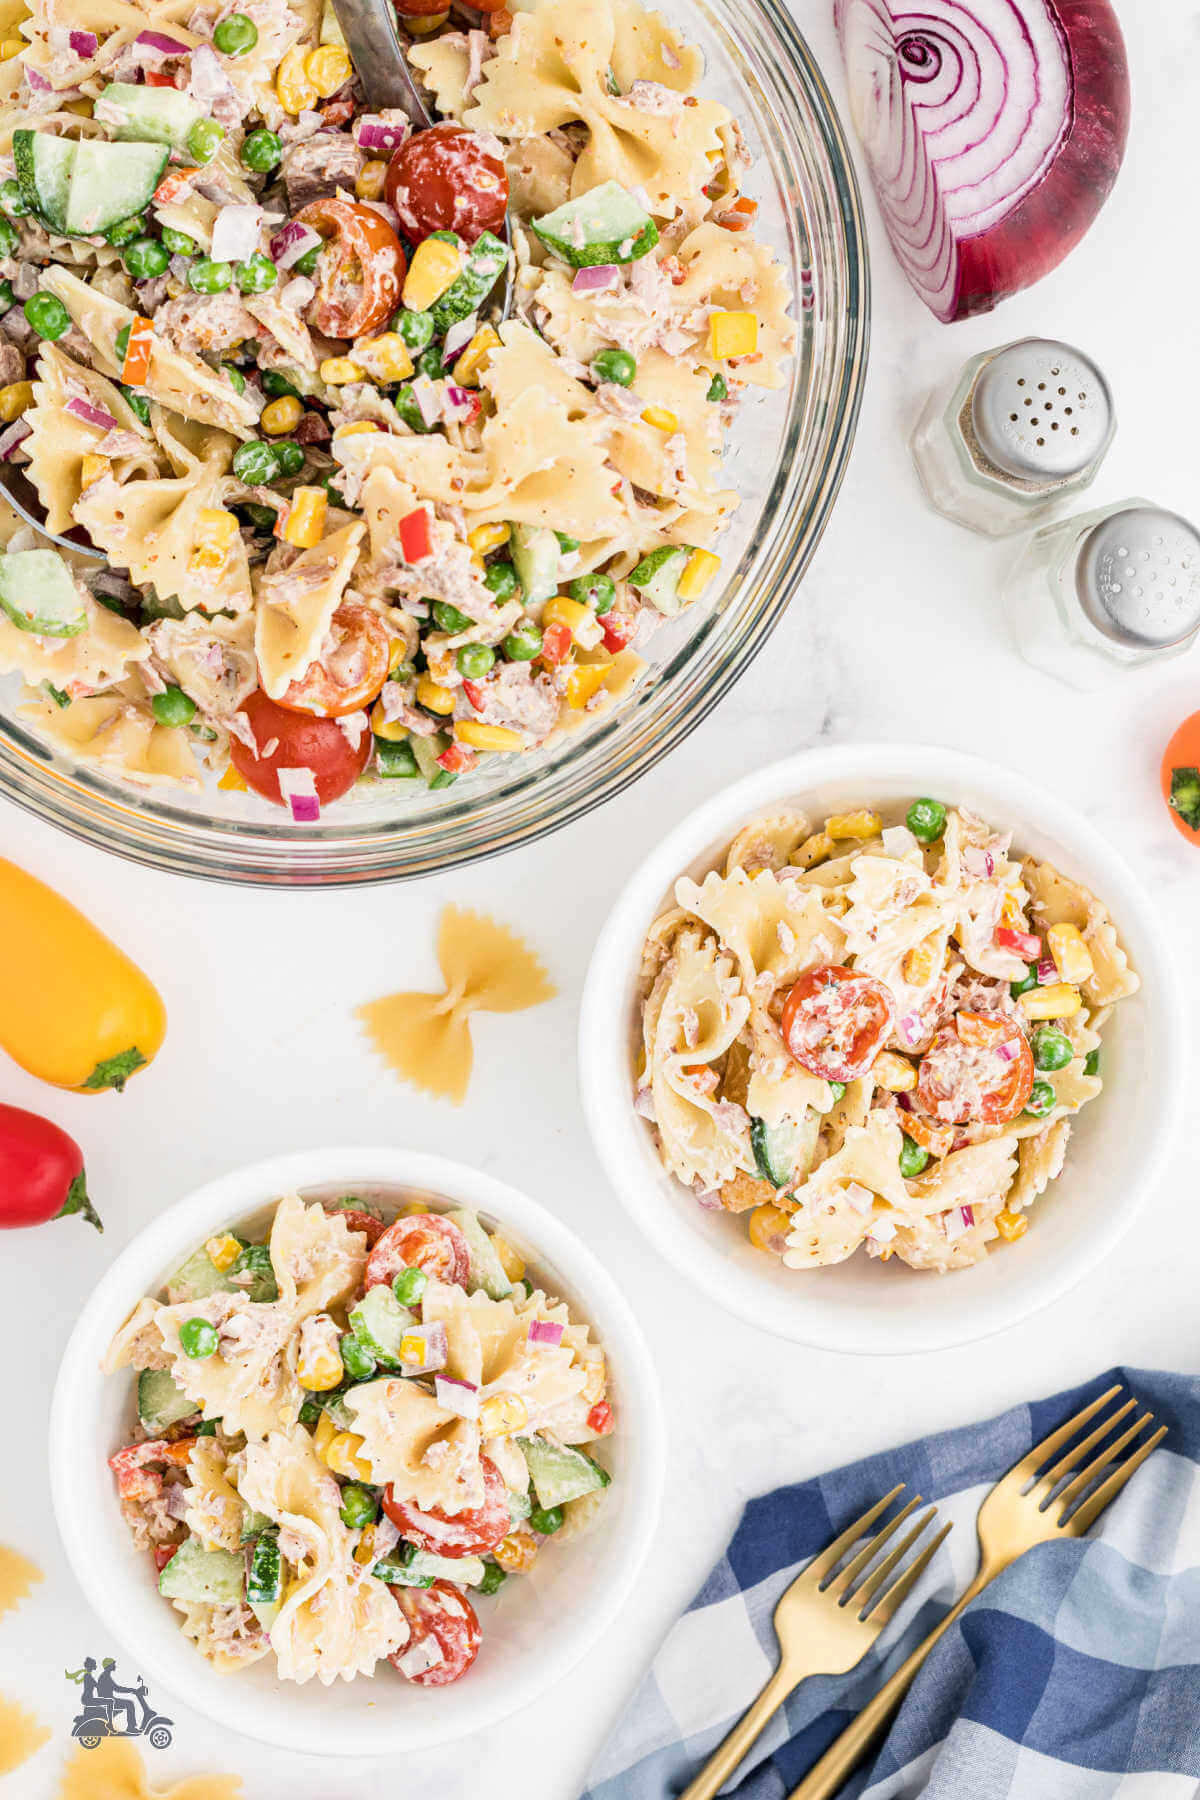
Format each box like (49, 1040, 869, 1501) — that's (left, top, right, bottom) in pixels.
(65, 397, 118, 432)
(355, 115, 411, 154)
(434, 1375, 479, 1420)
(68, 29, 98, 56)
(0, 419, 32, 459)
(269, 219, 322, 269)
(275, 766, 320, 823)
(836, 0, 1131, 322)
(210, 203, 263, 267)
(572, 263, 619, 294)
(135, 29, 190, 55)
(527, 1319, 564, 1349)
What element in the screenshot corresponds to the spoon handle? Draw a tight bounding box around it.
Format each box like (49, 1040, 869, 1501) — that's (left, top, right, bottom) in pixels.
(329, 0, 432, 122)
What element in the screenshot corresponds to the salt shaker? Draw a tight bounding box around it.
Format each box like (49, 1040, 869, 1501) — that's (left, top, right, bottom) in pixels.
(1005, 499, 1200, 690)
(911, 338, 1116, 537)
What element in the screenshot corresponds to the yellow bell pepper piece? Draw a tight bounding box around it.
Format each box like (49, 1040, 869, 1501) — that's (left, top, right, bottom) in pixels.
(0, 859, 166, 1091)
(355, 159, 388, 201)
(565, 662, 611, 710)
(708, 310, 758, 360)
(489, 1233, 524, 1281)
(353, 332, 413, 384)
(205, 1233, 243, 1273)
(402, 236, 464, 313)
(676, 548, 720, 602)
(416, 674, 456, 716)
(454, 720, 524, 753)
(370, 698, 408, 741)
(79, 453, 111, 488)
(1018, 983, 1082, 1022)
(543, 594, 602, 649)
(218, 763, 248, 792)
(1047, 922, 1095, 986)
(452, 325, 501, 388)
(281, 487, 327, 549)
(0, 380, 33, 423)
(996, 1209, 1029, 1242)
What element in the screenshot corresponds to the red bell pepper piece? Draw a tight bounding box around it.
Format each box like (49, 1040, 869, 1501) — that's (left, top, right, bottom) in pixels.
(586, 1402, 614, 1436)
(600, 614, 633, 654)
(437, 741, 477, 774)
(0, 1102, 100, 1230)
(461, 678, 486, 712)
(996, 926, 1041, 962)
(540, 622, 572, 667)
(153, 167, 199, 206)
(398, 506, 434, 564)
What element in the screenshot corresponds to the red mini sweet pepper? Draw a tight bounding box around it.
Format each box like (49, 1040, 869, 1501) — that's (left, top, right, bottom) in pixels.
(0, 1102, 101, 1230)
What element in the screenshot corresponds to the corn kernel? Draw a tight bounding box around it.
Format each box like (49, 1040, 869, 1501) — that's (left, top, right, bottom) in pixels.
(282, 486, 327, 549)
(355, 158, 388, 201)
(996, 1209, 1029, 1243)
(353, 1523, 378, 1566)
(354, 331, 413, 383)
(451, 324, 501, 387)
(902, 940, 936, 987)
(873, 1050, 917, 1093)
(258, 394, 302, 436)
(188, 507, 239, 572)
(1047, 922, 1095, 986)
(319, 356, 364, 386)
(1000, 892, 1024, 929)
(276, 43, 317, 113)
(677, 548, 720, 602)
(205, 1232, 242, 1273)
(369, 698, 408, 741)
(565, 663, 610, 710)
(218, 763, 248, 792)
(402, 236, 465, 313)
(332, 419, 379, 441)
(641, 405, 678, 432)
(298, 1345, 344, 1391)
(0, 37, 24, 59)
(827, 810, 882, 841)
(1018, 982, 1082, 1022)
(0, 381, 33, 423)
(479, 1393, 529, 1437)
(494, 1528, 538, 1574)
(304, 43, 352, 97)
(467, 520, 510, 555)
(748, 1202, 792, 1255)
(313, 1410, 337, 1455)
(322, 1431, 373, 1481)
(708, 309, 759, 360)
(455, 720, 524, 753)
(543, 594, 602, 648)
(791, 830, 834, 869)
(416, 674, 455, 716)
(79, 452, 110, 487)
(489, 1233, 524, 1281)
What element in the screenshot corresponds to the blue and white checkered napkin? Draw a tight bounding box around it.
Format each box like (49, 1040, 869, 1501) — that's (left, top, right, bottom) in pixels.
(582, 1368, 1200, 1800)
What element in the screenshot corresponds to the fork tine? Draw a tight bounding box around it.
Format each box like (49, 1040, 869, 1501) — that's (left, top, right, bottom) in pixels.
(1010, 1384, 1127, 1483)
(852, 1508, 940, 1612)
(826, 1496, 922, 1599)
(864, 1520, 953, 1627)
(1034, 1398, 1138, 1494)
(1065, 1423, 1167, 1535)
(1052, 1413, 1154, 1514)
(803, 1484, 907, 1584)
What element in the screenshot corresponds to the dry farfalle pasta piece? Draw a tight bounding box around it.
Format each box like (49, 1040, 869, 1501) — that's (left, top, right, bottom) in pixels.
(0, 1694, 50, 1776)
(358, 906, 556, 1104)
(0, 1544, 41, 1618)
(58, 1737, 244, 1800)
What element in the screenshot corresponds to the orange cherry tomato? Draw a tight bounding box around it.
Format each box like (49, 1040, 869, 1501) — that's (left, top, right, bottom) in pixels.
(365, 1213, 471, 1290)
(385, 123, 508, 246)
(229, 690, 371, 808)
(295, 197, 407, 340)
(1161, 711, 1200, 845)
(916, 1017, 1034, 1126)
(274, 604, 390, 718)
(781, 965, 896, 1083)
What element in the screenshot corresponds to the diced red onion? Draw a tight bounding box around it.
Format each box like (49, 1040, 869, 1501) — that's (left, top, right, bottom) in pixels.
(442, 384, 479, 425)
(527, 1319, 563, 1348)
(398, 1321, 447, 1374)
(835, 0, 1131, 322)
(993, 1039, 1018, 1063)
(65, 397, 118, 433)
(409, 375, 443, 428)
(269, 220, 322, 269)
(844, 1181, 875, 1218)
(942, 1204, 975, 1242)
(25, 66, 51, 91)
(0, 419, 32, 459)
(963, 846, 995, 879)
(866, 1218, 897, 1250)
(693, 1189, 723, 1210)
(275, 765, 320, 823)
(572, 264, 619, 294)
(896, 1014, 924, 1048)
(210, 204, 263, 267)
(1037, 958, 1059, 986)
(895, 1089, 914, 1113)
(442, 314, 477, 360)
(69, 29, 98, 56)
(434, 1375, 479, 1420)
(355, 115, 411, 154)
(135, 29, 191, 54)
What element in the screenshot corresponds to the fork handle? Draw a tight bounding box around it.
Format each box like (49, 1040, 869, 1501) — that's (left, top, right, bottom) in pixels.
(786, 1572, 990, 1800)
(679, 1660, 804, 1800)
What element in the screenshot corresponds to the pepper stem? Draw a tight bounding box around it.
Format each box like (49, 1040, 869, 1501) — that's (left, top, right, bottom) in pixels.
(81, 1047, 147, 1092)
(55, 1171, 103, 1232)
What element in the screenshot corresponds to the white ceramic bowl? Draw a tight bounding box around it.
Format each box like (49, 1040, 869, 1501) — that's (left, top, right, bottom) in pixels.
(49, 1147, 664, 1756)
(579, 745, 1184, 1355)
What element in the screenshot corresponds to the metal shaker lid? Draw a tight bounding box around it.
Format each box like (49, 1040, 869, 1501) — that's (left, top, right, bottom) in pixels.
(971, 340, 1114, 482)
(1076, 506, 1200, 648)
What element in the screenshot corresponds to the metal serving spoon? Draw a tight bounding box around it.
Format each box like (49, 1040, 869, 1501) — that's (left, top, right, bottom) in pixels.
(0, 458, 104, 560)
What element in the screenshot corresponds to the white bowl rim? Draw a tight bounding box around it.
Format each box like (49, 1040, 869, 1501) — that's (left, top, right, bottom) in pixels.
(49, 1146, 666, 1756)
(579, 741, 1186, 1355)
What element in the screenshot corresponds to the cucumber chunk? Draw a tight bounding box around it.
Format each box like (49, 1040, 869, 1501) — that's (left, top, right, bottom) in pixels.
(99, 82, 205, 153)
(158, 1538, 245, 1605)
(64, 138, 169, 236)
(249, 1597, 283, 1633)
(508, 525, 560, 609)
(532, 181, 658, 267)
(404, 1549, 485, 1587)
(0, 550, 87, 637)
(13, 130, 76, 233)
(627, 544, 689, 616)
(240, 1506, 272, 1544)
(245, 1528, 282, 1604)
(165, 1244, 235, 1306)
(429, 230, 509, 334)
(751, 1116, 804, 1189)
(348, 1285, 415, 1368)
(517, 1436, 610, 1509)
(137, 1369, 196, 1435)
(446, 1208, 513, 1301)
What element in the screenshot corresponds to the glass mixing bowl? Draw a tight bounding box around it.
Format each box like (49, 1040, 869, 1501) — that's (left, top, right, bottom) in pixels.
(0, 0, 869, 885)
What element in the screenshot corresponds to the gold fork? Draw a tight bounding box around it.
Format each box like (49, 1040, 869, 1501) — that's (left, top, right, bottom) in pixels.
(788, 1385, 1167, 1800)
(680, 1487, 951, 1800)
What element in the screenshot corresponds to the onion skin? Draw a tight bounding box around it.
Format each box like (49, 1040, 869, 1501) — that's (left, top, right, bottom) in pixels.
(836, 0, 1132, 323)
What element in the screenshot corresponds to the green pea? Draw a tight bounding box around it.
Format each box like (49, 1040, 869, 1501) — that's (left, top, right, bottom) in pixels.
(392, 1266, 427, 1307)
(124, 236, 169, 280)
(906, 798, 947, 844)
(187, 117, 225, 164)
(394, 308, 435, 351)
(221, 362, 245, 394)
(151, 685, 197, 728)
(706, 372, 728, 403)
(105, 213, 145, 248)
(232, 440, 281, 485)
(388, 659, 416, 685)
(0, 280, 13, 311)
(238, 502, 277, 532)
(262, 369, 301, 399)
(194, 1417, 219, 1436)
(416, 344, 445, 380)
(298, 1397, 323, 1425)
(457, 642, 494, 679)
(1010, 966, 1039, 1000)
(529, 1505, 564, 1536)
(898, 1135, 929, 1179)
(432, 599, 473, 634)
(188, 256, 233, 294)
(214, 11, 258, 53)
(1025, 1079, 1057, 1119)
(161, 226, 196, 256)
(236, 251, 277, 294)
(339, 1334, 377, 1381)
(555, 531, 580, 554)
(504, 622, 542, 662)
(591, 347, 636, 387)
(0, 178, 29, 217)
(23, 291, 70, 341)
(180, 1318, 218, 1359)
(1084, 1049, 1101, 1078)
(394, 384, 431, 434)
(271, 440, 304, 478)
(478, 1561, 507, 1597)
(569, 572, 615, 615)
(1033, 1027, 1074, 1072)
(483, 561, 518, 603)
(338, 1483, 378, 1530)
(241, 127, 282, 173)
(293, 244, 319, 276)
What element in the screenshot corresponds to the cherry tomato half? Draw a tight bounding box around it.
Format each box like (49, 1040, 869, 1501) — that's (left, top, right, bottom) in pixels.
(916, 1017, 1034, 1126)
(383, 1455, 509, 1558)
(1161, 710, 1200, 846)
(229, 689, 372, 808)
(781, 965, 896, 1083)
(365, 1213, 471, 1290)
(275, 604, 391, 718)
(389, 1580, 481, 1687)
(385, 124, 508, 246)
(295, 196, 407, 339)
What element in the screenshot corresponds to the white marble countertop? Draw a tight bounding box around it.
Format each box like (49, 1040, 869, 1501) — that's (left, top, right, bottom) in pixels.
(4, 3, 1199, 1796)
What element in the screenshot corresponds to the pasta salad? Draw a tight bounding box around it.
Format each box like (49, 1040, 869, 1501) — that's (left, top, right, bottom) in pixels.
(0, 0, 793, 816)
(104, 1194, 614, 1687)
(636, 800, 1140, 1274)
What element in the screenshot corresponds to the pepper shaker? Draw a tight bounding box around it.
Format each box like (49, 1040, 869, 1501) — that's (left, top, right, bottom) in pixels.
(1005, 499, 1200, 690)
(911, 339, 1116, 537)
